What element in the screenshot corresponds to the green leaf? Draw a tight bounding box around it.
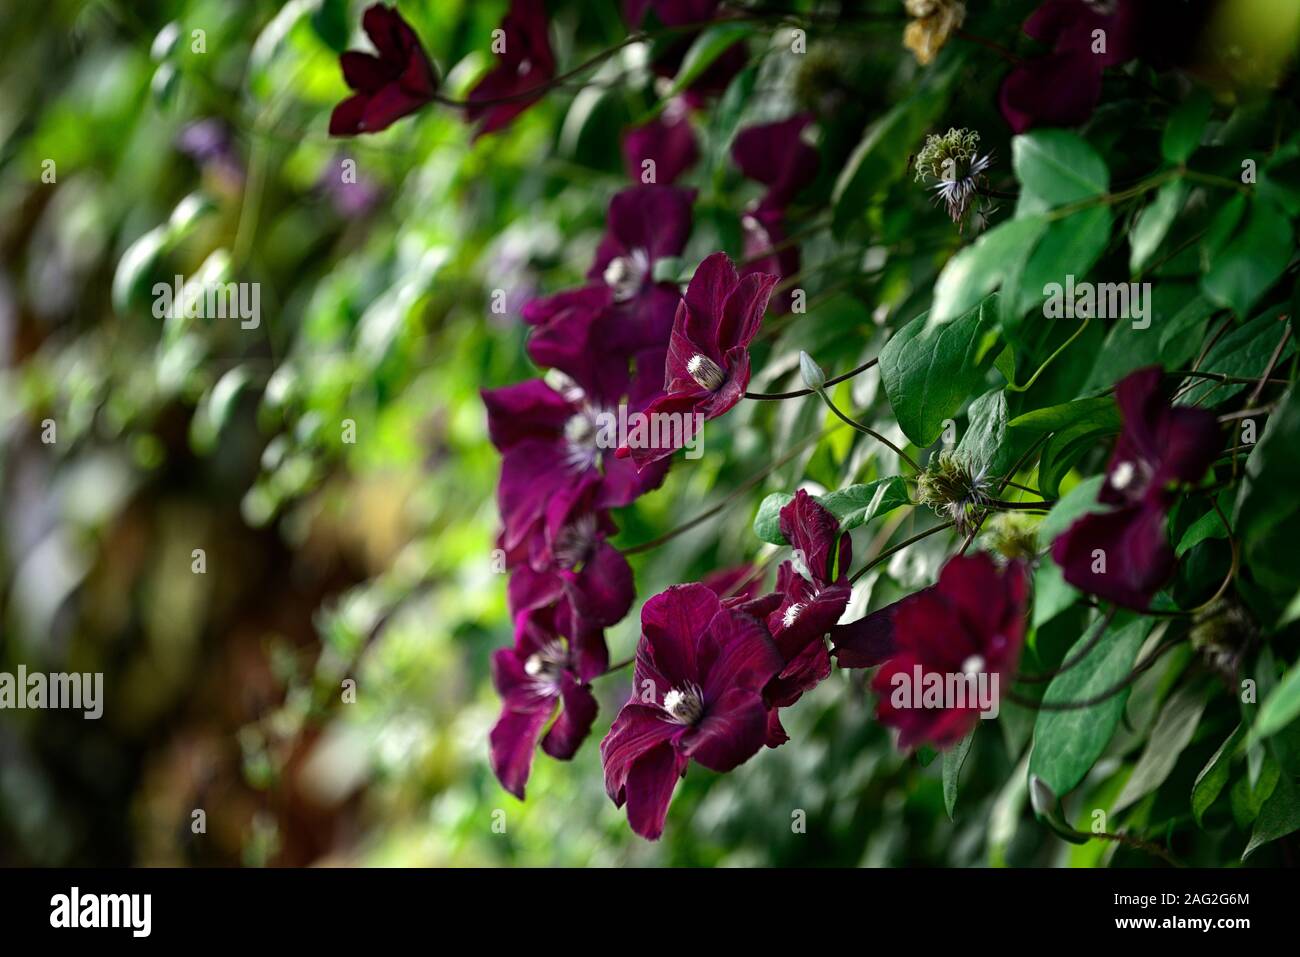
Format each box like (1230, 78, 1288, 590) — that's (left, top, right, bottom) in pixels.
(1236, 386, 1300, 573)
(880, 296, 1000, 446)
(1130, 179, 1188, 274)
(1161, 91, 1213, 164)
(1029, 775, 1089, 844)
(112, 226, 169, 315)
(1201, 199, 1293, 318)
(1003, 206, 1113, 328)
(1037, 418, 1118, 500)
(820, 477, 911, 531)
(1193, 723, 1247, 827)
(1039, 475, 1107, 540)
(662, 23, 754, 101)
(830, 68, 955, 233)
(1029, 614, 1153, 797)
(1243, 772, 1300, 860)
(1032, 558, 1078, 628)
(943, 728, 975, 821)
(753, 478, 911, 544)
(956, 389, 1009, 476)
(1009, 396, 1119, 434)
(1012, 130, 1109, 211)
(191, 366, 256, 454)
(1179, 308, 1294, 406)
(930, 217, 1049, 325)
(1112, 683, 1209, 813)
(1175, 496, 1231, 557)
(310, 0, 351, 53)
(753, 492, 794, 544)
(1254, 659, 1300, 742)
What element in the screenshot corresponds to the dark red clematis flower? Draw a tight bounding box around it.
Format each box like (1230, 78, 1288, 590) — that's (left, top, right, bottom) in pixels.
(523, 185, 695, 381)
(482, 375, 668, 557)
(732, 115, 819, 313)
(998, 0, 1139, 133)
(621, 252, 777, 467)
(622, 105, 699, 186)
(505, 471, 637, 625)
(588, 185, 696, 357)
(465, 0, 556, 138)
(1051, 366, 1220, 609)
(601, 583, 783, 839)
(762, 491, 852, 746)
(330, 4, 439, 136)
(873, 553, 1028, 750)
(490, 605, 605, 798)
(732, 114, 820, 210)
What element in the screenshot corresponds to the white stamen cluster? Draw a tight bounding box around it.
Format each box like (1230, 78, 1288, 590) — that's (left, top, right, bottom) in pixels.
(603, 249, 651, 302)
(563, 406, 601, 472)
(552, 513, 598, 570)
(686, 354, 726, 392)
(782, 602, 806, 629)
(524, 640, 569, 689)
(662, 683, 705, 725)
(1109, 460, 1136, 491)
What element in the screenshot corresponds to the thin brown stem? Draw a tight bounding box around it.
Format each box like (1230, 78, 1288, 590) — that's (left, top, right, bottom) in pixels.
(745, 357, 878, 400)
(849, 521, 956, 585)
(818, 391, 921, 472)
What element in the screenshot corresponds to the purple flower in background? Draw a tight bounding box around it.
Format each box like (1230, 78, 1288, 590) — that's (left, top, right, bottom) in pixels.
(465, 0, 555, 138)
(589, 185, 696, 354)
(732, 115, 820, 210)
(998, 0, 1139, 133)
(762, 491, 851, 745)
(601, 583, 783, 839)
(490, 606, 604, 798)
(330, 4, 439, 136)
(317, 155, 383, 217)
(522, 185, 694, 389)
(873, 554, 1027, 750)
(622, 103, 699, 186)
(732, 115, 819, 312)
(1052, 367, 1220, 609)
(177, 119, 244, 189)
(504, 473, 637, 629)
(622, 252, 776, 467)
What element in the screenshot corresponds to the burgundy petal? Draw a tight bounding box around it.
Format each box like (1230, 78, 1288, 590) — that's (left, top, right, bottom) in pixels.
(832, 602, 901, 668)
(679, 688, 771, 772)
(1052, 502, 1174, 610)
(779, 489, 842, 584)
(570, 539, 635, 628)
(716, 270, 776, 355)
(540, 676, 599, 760)
(601, 703, 682, 802)
(622, 113, 699, 186)
(481, 379, 571, 451)
(640, 583, 718, 687)
(624, 741, 686, 840)
(696, 603, 783, 703)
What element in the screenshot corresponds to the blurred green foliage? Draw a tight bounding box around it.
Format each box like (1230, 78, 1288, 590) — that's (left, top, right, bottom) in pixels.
(1, 0, 1298, 868)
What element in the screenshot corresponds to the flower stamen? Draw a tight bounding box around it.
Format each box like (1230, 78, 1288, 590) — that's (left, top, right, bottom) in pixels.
(686, 354, 726, 392)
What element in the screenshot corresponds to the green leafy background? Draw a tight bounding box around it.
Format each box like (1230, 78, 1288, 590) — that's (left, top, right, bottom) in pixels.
(1, 0, 1299, 867)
